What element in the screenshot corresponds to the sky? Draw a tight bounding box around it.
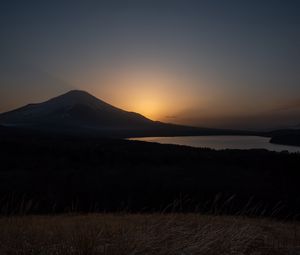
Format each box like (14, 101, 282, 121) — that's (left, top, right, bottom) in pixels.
(0, 0, 299, 130)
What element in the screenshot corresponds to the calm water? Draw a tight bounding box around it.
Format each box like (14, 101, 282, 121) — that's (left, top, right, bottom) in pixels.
(130, 136, 300, 153)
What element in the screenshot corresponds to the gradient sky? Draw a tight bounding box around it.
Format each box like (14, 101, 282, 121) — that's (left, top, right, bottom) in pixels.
(0, 0, 299, 130)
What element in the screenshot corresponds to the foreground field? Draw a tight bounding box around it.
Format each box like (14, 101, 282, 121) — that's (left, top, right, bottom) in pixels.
(0, 214, 299, 255)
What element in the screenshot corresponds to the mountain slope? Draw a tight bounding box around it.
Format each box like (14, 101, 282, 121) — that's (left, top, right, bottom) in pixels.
(0, 90, 258, 137)
(0, 90, 155, 129)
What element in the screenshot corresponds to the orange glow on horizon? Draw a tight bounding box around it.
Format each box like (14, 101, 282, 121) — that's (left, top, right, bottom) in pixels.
(82, 66, 200, 121)
(129, 98, 165, 120)
(75, 65, 209, 122)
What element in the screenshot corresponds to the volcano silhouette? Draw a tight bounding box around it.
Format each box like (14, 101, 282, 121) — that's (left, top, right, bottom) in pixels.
(0, 90, 250, 137)
(0, 90, 156, 128)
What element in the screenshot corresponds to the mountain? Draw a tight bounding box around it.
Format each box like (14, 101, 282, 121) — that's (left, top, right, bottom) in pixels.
(0, 90, 153, 128)
(0, 90, 257, 137)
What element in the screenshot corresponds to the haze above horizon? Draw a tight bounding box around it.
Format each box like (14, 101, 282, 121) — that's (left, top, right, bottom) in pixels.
(0, 0, 299, 130)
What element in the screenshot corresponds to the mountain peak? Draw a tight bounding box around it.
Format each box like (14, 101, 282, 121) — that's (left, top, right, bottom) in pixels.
(48, 90, 106, 107)
(55, 90, 96, 101)
(64, 90, 92, 96)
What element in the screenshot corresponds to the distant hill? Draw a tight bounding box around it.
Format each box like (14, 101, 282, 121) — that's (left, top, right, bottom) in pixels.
(0, 90, 256, 137)
(270, 129, 300, 147)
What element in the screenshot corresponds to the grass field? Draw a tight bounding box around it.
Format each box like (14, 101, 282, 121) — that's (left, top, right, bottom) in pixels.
(0, 213, 299, 255)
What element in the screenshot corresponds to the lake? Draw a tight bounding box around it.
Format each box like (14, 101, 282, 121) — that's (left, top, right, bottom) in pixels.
(130, 136, 300, 153)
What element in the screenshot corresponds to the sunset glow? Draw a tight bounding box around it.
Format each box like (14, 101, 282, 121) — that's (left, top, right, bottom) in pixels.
(81, 66, 201, 121)
(0, 1, 299, 130)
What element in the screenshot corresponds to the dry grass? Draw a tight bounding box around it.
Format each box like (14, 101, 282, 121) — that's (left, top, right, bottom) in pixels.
(0, 213, 299, 255)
